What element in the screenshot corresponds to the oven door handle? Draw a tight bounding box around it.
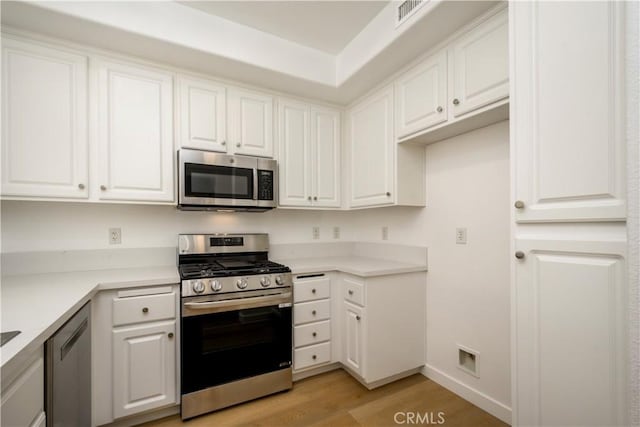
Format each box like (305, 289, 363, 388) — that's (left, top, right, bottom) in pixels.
(182, 292, 292, 316)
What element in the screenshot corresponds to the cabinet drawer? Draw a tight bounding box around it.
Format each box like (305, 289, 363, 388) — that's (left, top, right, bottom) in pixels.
(294, 320, 331, 348)
(294, 276, 331, 303)
(294, 299, 330, 325)
(112, 292, 176, 326)
(343, 277, 365, 306)
(294, 342, 331, 371)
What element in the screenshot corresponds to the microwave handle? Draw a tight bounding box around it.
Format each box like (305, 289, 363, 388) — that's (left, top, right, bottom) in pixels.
(253, 169, 258, 200)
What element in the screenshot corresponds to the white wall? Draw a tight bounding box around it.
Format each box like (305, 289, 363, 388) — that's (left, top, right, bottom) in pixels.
(0, 121, 510, 412)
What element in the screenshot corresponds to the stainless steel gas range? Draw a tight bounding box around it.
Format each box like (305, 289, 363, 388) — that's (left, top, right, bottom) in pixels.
(178, 233, 293, 420)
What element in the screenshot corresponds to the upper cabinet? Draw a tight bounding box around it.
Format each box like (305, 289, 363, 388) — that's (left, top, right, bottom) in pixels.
(1, 37, 89, 199)
(512, 1, 626, 222)
(278, 98, 340, 208)
(177, 76, 226, 152)
(228, 88, 274, 158)
(450, 9, 509, 118)
(395, 7, 509, 144)
(95, 58, 175, 202)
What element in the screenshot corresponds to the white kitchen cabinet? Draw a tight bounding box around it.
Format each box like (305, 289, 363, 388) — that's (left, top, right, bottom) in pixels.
(1, 349, 46, 427)
(339, 272, 425, 387)
(112, 320, 177, 419)
(514, 238, 627, 426)
(1, 36, 89, 199)
(228, 87, 274, 158)
(177, 75, 226, 152)
(395, 51, 447, 139)
(95, 58, 174, 202)
(278, 98, 341, 208)
(512, 1, 625, 222)
(450, 8, 508, 118)
(92, 285, 179, 426)
(349, 85, 425, 209)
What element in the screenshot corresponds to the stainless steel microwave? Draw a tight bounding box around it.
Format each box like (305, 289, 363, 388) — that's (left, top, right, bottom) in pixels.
(178, 149, 277, 212)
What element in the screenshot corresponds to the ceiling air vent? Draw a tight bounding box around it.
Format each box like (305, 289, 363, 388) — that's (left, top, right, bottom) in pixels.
(396, 0, 426, 27)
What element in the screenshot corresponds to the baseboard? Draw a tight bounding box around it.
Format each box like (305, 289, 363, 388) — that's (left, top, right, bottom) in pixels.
(100, 404, 180, 427)
(422, 364, 512, 425)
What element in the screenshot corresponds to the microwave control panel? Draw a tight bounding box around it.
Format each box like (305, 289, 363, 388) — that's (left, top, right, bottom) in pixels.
(257, 170, 274, 201)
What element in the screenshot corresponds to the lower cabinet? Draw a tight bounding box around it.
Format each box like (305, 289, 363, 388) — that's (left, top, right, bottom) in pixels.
(0, 349, 46, 427)
(342, 302, 364, 376)
(93, 284, 179, 426)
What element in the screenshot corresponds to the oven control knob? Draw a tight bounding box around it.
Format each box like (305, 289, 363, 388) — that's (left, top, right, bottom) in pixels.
(211, 280, 222, 292)
(260, 276, 271, 287)
(275, 276, 284, 286)
(192, 281, 205, 294)
(236, 278, 248, 289)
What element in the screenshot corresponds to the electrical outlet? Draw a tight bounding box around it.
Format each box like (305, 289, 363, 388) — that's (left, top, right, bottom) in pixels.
(312, 226, 320, 240)
(109, 227, 122, 245)
(333, 226, 340, 239)
(382, 226, 389, 241)
(456, 227, 467, 244)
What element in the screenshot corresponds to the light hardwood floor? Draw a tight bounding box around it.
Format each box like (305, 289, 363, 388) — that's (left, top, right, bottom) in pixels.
(140, 370, 508, 427)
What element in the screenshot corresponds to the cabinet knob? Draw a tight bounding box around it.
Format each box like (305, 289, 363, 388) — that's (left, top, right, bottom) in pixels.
(312, 355, 317, 360)
(313, 196, 318, 201)
(236, 143, 241, 148)
(312, 332, 317, 337)
(436, 106, 443, 113)
(386, 192, 391, 197)
(356, 315, 361, 321)
(308, 196, 312, 201)
(100, 185, 107, 191)
(453, 98, 460, 105)
(348, 290, 354, 296)
(515, 251, 525, 260)
(142, 307, 149, 313)
(311, 288, 316, 294)
(221, 141, 226, 146)
(168, 332, 174, 339)
(312, 310, 317, 315)
(78, 183, 85, 190)
(514, 200, 525, 209)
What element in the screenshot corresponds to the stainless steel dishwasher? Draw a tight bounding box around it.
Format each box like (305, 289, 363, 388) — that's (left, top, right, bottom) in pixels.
(46, 302, 91, 427)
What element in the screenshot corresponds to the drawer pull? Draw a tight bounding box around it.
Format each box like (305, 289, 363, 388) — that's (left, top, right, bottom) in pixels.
(356, 315, 361, 321)
(312, 310, 317, 315)
(348, 290, 354, 296)
(168, 332, 174, 339)
(142, 307, 149, 313)
(312, 355, 317, 360)
(312, 332, 317, 337)
(311, 288, 316, 294)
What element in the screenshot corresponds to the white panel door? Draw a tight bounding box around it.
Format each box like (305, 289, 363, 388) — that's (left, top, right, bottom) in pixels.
(96, 59, 174, 202)
(1, 37, 88, 199)
(451, 9, 508, 117)
(349, 86, 394, 208)
(395, 50, 447, 139)
(342, 302, 365, 377)
(512, 2, 625, 222)
(112, 321, 176, 419)
(514, 239, 626, 426)
(178, 76, 226, 152)
(228, 88, 273, 158)
(311, 107, 341, 208)
(278, 99, 310, 207)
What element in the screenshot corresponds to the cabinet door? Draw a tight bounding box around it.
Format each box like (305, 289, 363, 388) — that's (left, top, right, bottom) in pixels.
(395, 51, 447, 139)
(311, 107, 341, 208)
(1, 351, 44, 427)
(349, 86, 394, 208)
(450, 9, 508, 117)
(112, 321, 176, 419)
(178, 76, 226, 152)
(96, 59, 174, 202)
(342, 302, 365, 377)
(278, 99, 310, 206)
(514, 238, 626, 426)
(228, 88, 273, 158)
(1, 37, 88, 199)
(512, 2, 625, 222)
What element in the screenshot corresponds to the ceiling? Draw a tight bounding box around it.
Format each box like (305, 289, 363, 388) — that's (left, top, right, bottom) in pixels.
(178, 1, 389, 54)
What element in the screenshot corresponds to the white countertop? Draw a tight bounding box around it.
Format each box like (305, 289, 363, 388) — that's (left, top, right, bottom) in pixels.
(274, 256, 428, 277)
(1, 266, 179, 374)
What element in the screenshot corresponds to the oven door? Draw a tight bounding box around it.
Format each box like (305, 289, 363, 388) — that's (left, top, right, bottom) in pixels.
(178, 149, 258, 208)
(181, 291, 293, 395)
